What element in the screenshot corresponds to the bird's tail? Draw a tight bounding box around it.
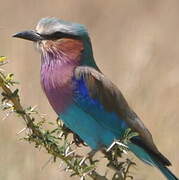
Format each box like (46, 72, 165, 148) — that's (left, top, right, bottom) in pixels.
(128, 143, 178, 180)
(156, 162, 178, 180)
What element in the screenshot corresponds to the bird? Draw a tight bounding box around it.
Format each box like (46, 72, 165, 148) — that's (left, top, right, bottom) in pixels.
(13, 17, 178, 180)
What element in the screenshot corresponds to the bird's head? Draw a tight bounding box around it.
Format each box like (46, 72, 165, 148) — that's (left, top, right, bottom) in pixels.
(13, 17, 97, 67)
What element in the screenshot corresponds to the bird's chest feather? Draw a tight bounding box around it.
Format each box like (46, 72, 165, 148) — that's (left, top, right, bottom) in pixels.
(41, 62, 75, 114)
(40, 38, 84, 114)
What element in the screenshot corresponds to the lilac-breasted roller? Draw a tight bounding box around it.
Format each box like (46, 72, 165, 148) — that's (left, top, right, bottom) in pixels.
(13, 17, 178, 180)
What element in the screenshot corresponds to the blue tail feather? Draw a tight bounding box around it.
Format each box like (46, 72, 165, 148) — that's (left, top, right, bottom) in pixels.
(156, 163, 178, 180)
(128, 143, 178, 180)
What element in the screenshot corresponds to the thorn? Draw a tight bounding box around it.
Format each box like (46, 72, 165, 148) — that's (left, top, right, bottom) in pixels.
(107, 140, 128, 152)
(58, 161, 64, 171)
(115, 141, 128, 148)
(2, 110, 13, 121)
(64, 146, 70, 156)
(122, 150, 128, 154)
(65, 149, 76, 157)
(30, 105, 38, 112)
(58, 132, 63, 138)
(41, 156, 53, 170)
(5, 102, 13, 108)
(79, 156, 86, 166)
(107, 141, 116, 152)
(17, 127, 27, 135)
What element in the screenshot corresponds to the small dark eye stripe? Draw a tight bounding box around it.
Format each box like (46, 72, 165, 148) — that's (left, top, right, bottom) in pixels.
(41, 32, 82, 40)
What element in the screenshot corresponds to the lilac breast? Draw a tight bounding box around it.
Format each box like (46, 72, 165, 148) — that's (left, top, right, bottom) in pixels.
(40, 60, 76, 114)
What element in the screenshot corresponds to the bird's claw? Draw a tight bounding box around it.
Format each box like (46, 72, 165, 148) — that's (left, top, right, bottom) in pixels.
(72, 133, 87, 147)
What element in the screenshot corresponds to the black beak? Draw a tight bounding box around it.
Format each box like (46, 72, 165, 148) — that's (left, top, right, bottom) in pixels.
(12, 30, 44, 42)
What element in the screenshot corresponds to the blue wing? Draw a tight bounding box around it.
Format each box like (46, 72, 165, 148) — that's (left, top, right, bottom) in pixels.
(68, 66, 178, 180)
(60, 69, 128, 149)
(73, 66, 159, 152)
(60, 66, 178, 179)
(73, 73, 128, 138)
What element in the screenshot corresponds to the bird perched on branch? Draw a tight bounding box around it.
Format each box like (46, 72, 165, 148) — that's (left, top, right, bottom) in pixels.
(13, 17, 178, 180)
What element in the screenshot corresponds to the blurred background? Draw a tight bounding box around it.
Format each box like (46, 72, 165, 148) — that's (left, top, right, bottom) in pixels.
(0, 0, 179, 179)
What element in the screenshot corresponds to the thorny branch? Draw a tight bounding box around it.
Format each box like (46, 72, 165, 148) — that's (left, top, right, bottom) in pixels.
(0, 57, 136, 180)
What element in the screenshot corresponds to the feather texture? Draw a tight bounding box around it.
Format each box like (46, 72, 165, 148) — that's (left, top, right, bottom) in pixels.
(40, 38, 83, 113)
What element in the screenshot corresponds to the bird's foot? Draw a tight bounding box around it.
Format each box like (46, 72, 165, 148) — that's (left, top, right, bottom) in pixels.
(72, 133, 87, 147)
(88, 149, 97, 158)
(87, 149, 98, 164)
